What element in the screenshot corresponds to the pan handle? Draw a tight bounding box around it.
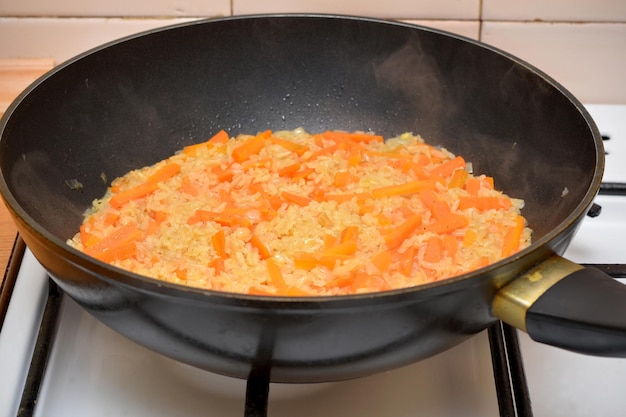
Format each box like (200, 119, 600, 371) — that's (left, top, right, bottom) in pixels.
(492, 255, 626, 357)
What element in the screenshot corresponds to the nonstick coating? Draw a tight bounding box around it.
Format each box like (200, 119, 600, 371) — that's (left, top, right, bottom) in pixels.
(0, 15, 602, 382)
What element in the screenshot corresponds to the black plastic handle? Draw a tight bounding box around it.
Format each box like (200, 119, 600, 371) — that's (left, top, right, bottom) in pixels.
(526, 266, 626, 357)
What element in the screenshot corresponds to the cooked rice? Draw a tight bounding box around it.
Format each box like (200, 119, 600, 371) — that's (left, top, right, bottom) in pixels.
(68, 129, 531, 296)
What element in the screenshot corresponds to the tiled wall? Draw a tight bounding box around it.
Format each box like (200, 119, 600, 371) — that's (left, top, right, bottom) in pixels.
(1, 0, 625, 103)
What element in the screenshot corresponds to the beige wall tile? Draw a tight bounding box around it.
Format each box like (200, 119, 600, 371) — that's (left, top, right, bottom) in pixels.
(482, 0, 626, 22)
(0, 18, 198, 64)
(0, 16, 479, 64)
(402, 20, 479, 40)
(482, 21, 626, 104)
(0, 0, 230, 17)
(233, 0, 480, 19)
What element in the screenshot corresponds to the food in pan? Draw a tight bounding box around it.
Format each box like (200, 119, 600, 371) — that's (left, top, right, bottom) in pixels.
(68, 129, 531, 296)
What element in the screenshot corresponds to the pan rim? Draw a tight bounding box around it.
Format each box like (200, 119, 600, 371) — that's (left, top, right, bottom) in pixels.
(0, 13, 605, 304)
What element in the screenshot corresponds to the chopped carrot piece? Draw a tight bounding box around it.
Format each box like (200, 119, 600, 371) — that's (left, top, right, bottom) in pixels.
(241, 157, 272, 171)
(267, 194, 284, 211)
(324, 192, 371, 204)
(429, 156, 465, 178)
(463, 229, 478, 247)
(188, 210, 251, 228)
(501, 215, 525, 257)
(371, 179, 437, 198)
(292, 167, 315, 180)
(385, 214, 422, 250)
(103, 211, 120, 226)
(377, 213, 392, 227)
(324, 274, 355, 290)
(208, 257, 225, 275)
(333, 170, 356, 187)
(95, 241, 138, 263)
(248, 286, 274, 296)
(363, 149, 413, 160)
(347, 147, 362, 167)
(175, 267, 188, 280)
(372, 250, 393, 272)
(180, 176, 200, 196)
(231, 133, 268, 163)
(323, 234, 338, 250)
(304, 144, 338, 162)
(310, 187, 325, 202)
(147, 162, 181, 183)
(399, 246, 416, 275)
(278, 162, 301, 177)
(250, 234, 271, 259)
(418, 190, 451, 219)
(425, 213, 469, 234)
(283, 287, 313, 296)
(109, 163, 180, 209)
(323, 131, 384, 144)
(322, 240, 358, 256)
(340, 225, 359, 243)
(84, 222, 143, 261)
(150, 210, 168, 224)
(448, 169, 469, 189)
(183, 130, 229, 156)
(424, 236, 443, 263)
(210, 129, 230, 144)
(109, 181, 159, 209)
(293, 252, 341, 270)
(349, 271, 390, 293)
(146, 220, 160, 236)
(458, 196, 512, 211)
(266, 258, 287, 290)
(465, 177, 481, 196)
(402, 161, 430, 180)
(79, 218, 99, 247)
(212, 229, 227, 257)
(468, 256, 491, 272)
(280, 191, 311, 207)
(443, 235, 458, 259)
(269, 136, 309, 156)
(293, 253, 321, 270)
(210, 163, 235, 182)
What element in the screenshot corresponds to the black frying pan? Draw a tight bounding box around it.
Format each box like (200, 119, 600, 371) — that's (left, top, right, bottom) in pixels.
(1, 14, 626, 391)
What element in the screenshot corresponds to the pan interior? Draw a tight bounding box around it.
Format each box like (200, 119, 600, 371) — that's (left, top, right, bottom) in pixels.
(0, 15, 601, 256)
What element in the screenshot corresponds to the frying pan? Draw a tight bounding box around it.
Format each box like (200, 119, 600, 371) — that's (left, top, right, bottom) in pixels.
(2, 14, 626, 395)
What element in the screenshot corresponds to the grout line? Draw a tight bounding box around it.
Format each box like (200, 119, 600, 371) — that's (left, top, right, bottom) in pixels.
(478, 0, 484, 41)
(0, 15, 625, 24)
(0, 15, 626, 26)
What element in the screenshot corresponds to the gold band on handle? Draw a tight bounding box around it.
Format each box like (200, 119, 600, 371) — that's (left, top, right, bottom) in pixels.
(492, 255, 584, 332)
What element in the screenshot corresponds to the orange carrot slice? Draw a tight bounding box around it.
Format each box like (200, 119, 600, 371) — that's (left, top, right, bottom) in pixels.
(231, 131, 270, 163)
(371, 179, 437, 198)
(212, 229, 227, 257)
(429, 156, 465, 178)
(458, 196, 512, 211)
(501, 215, 525, 257)
(250, 234, 271, 259)
(84, 222, 143, 261)
(280, 191, 311, 207)
(385, 214, 422, 250)
(424, 236, 443, 263)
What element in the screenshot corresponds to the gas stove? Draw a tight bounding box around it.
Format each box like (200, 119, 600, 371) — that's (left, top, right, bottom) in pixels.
(1, 104, 625, 417)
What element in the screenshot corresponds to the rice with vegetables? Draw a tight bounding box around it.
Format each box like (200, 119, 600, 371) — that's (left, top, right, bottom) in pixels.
(68, 129, 531, 296)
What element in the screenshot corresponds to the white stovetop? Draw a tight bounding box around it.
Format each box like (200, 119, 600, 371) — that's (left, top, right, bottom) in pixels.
(0, 104, 625, 417)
